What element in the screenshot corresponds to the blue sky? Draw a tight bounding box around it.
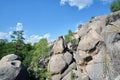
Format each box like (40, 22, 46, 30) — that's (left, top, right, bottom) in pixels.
(0, 0, 113, 44)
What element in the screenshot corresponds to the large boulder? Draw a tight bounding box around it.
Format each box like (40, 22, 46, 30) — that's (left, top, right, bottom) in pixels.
(52, 36, 66, 54)
(77, 29, 102, 51)
(0, 54, 29, 80)
(48, 54, 67, 74)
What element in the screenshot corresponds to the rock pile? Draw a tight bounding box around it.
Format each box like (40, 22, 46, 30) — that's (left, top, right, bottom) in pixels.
(48, 11, 120, 80)
(48, 36, 77, 80)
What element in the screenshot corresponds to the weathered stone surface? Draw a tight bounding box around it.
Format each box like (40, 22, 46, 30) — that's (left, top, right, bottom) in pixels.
(61, 62, 77, 78)
(0, 54, 19, 62)
(48, 54, 67, 74)
(62, 70, 77, 80)
(52, 36, 66, 54)
(76, 11, 120, 80)
(77, 23, 90, 38)
(86, 53, 104, 80)
(51, 74, 62, 80)
(63, 51, 73, 65)
(77, 29, 102, 51)
(62, 70, 90, 80)
(0, 54, 29, 80)
(115, 75, 120, 80)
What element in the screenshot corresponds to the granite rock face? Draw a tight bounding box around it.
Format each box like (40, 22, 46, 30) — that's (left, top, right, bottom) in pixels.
(76, 11, 120, 80)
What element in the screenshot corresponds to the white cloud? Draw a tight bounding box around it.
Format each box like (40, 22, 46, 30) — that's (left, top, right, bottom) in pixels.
(0, 22, 51, 44)
(26, 33, 50, 44)
(0, 32, 8, 39)
(8, 31, 12, 36)
(43, 33, 50, 39)
(16, 22, 23, 31)
(0, 22, 23, 40)
(26, 35, 42, 44)
(60, 0, 93, 10)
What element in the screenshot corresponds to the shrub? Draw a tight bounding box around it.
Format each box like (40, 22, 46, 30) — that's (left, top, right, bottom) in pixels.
(28, 38, 50, 80)
(110, 0, 120, 12)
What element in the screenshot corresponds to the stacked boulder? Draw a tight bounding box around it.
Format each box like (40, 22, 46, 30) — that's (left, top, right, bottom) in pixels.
(48, 36, 77, 80)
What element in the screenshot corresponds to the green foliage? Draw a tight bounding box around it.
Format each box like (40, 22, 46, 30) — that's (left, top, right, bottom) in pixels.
(65, 34, 71, 43)
(0, 40, 15, 59)
(39, 69, 51, 80)
(65, 30, 73, 43)
(22, 44, 33, 67)
(0, 39, 8, 44)
(34, 38, 49, 58)
(65, 30, 74, 43)
(11, 30, 25, 59)
(0, 40, 8, 59)
(29, 38, 50, 79)
(71, 39, 78, 45)
(110, 0, 120, 12)
(64, 30, 78, 46)
(0, 29, 51, 80)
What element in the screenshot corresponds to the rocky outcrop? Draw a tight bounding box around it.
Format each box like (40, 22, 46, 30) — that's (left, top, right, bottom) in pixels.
(48, 11, 120, 80)
(75, 11, 120, 80)
(0, 54, 29, 80)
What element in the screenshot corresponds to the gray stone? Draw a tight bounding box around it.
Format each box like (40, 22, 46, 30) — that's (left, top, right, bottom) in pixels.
(62, 70, 77, 80)
(52, 36, 66, 54)
(62, 70, 89, 80)
(115, 75, 120, 80)
(48, 54, 67, 74)
(63, 51, 73, 65)
(61, 62, 77, 78)
(51, 74, 61, 80)
(0, 54, 19, 62)
(77, 29, 102, 51)
(0, 54, 29, 80)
